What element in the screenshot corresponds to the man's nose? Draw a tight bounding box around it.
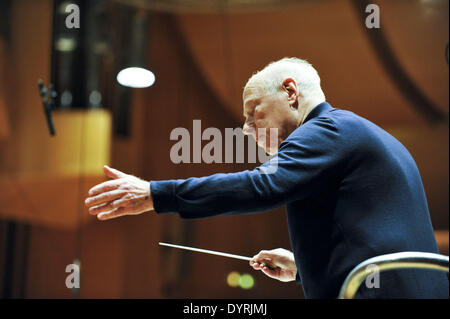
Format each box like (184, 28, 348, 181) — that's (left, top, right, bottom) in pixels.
(242, 123, 256, 137)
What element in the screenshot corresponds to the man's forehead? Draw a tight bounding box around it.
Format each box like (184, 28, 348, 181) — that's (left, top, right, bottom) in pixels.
(243, 85, 263, 101)
(242, 86, 263, 117)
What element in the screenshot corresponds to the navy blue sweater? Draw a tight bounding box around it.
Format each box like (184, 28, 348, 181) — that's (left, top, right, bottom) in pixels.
(151, 102, 448, 298)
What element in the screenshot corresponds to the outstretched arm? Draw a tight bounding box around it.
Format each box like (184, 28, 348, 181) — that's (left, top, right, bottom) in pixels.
(85, 117, 345, 221)
(151, 117, 344, 219)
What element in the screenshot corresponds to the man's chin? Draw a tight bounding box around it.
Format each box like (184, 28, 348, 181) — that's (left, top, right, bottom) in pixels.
(266, 148, 278, 156)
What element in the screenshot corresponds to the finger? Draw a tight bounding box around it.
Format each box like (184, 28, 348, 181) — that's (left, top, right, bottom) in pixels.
(254, 252, 277, 268)
(88, 202, 108, 215)
(253, 255, 277, 270)
(88, 197, 128, 215)
(250, 262, 262, 270)
(85, 189, 126, 208)
(261, 266, 279, 278)
(88, 179, 122, 196)
(251, 251, 267, 261)
(98, 206, 129, 221)
(252, 251, 273, 263)
(104, 165, 128, 180)
(256, 251, 273, 259)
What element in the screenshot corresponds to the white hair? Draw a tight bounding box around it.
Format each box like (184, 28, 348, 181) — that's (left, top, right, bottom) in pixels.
(245, 57, 325, 100)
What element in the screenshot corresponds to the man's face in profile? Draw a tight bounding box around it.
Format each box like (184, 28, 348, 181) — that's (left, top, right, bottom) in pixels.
(242, 84, 297, 155)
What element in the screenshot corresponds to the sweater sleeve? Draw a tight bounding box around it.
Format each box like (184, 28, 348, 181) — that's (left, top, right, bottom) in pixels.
(151, 117, 346, 219)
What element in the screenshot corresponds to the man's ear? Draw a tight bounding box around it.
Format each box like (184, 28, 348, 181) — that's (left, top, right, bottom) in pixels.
(282, 78, 299, 110)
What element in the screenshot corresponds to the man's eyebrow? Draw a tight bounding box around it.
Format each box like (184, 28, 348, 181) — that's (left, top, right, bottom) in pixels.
(243, 99, 258, 117)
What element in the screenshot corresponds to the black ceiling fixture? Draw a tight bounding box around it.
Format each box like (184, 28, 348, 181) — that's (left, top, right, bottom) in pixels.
(51, 0, 111, 110)
(0, 0, 12, 45)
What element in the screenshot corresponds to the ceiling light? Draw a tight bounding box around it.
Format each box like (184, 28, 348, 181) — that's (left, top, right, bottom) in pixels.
(116, 67, 155, 88)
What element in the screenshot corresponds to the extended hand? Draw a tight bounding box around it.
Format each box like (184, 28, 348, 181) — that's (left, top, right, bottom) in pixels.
(250, 248, 297, 282)
(85, 165, 154, 221)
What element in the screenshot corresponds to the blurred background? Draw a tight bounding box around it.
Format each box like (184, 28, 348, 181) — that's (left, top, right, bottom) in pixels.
(0, 0, 448, 298)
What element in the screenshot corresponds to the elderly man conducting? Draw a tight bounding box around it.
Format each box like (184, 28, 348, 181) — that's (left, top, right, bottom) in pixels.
(85, 58, 448, 299)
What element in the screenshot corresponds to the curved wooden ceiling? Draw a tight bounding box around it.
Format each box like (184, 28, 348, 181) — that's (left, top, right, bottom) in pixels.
(176, 0, 449, 127)
(172, 0, 448, 227)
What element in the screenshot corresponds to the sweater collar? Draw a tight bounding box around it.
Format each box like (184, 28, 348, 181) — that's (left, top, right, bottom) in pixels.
(302, 101, 333, 124)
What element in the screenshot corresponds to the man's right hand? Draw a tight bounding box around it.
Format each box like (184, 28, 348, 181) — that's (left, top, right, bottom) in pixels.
(250, 248, 297, 282)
